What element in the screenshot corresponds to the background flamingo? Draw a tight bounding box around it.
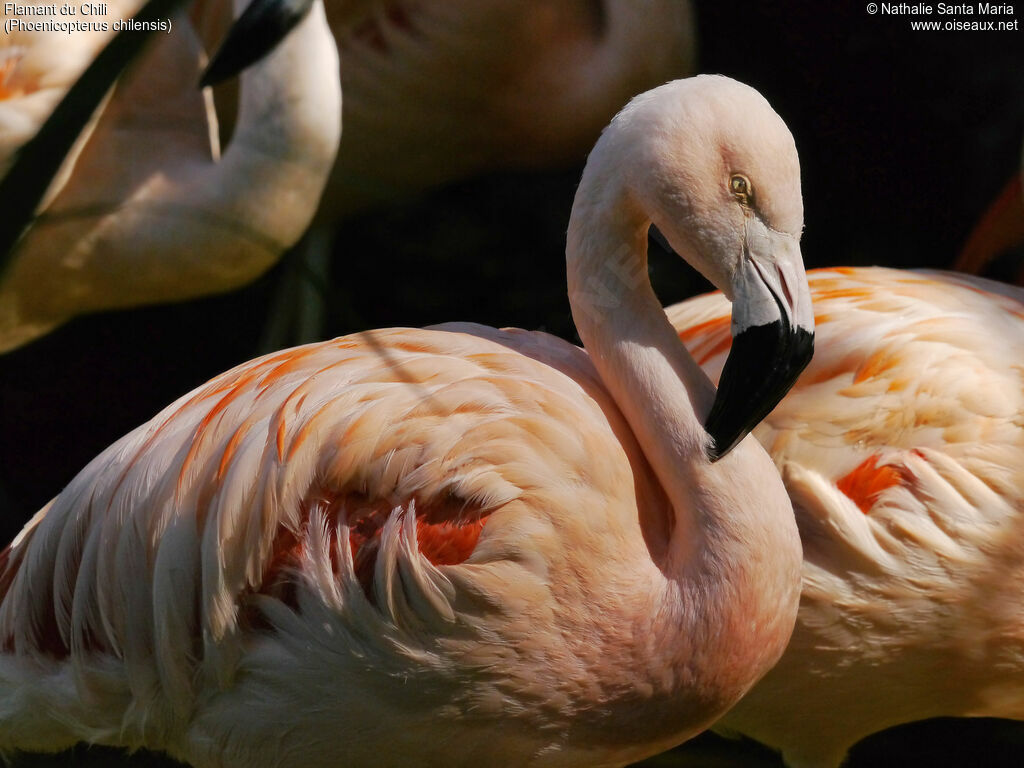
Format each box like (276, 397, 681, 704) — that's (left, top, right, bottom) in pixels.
(0, 0, 341, 352)
(0, 76, 811, 767)
(195, 0, 698, 217)
(315, 0, 697, 217)
(0, 0, 696, 351)
(665, 266, 1024, 767)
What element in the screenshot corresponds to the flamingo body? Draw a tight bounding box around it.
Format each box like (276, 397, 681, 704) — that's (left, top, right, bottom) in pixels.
(0, 325, 797, 768)
(325, 0, 697, 214)
(667, 266, 1024, 768)
(0, 329, 673, 765)
(0, 76, 812, 767)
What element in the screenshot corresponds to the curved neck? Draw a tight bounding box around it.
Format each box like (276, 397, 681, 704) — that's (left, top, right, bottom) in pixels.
(566, 178, 717, 559)
(565, 158, 803, 734)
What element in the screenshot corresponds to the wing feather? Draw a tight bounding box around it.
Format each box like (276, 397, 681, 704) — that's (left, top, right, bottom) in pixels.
(669, 265, 1024, 617)
(0, 325, 651, 706)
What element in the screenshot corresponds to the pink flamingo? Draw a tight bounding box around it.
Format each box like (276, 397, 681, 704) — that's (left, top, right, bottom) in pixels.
(0, 0, 341, 352)
(668, 266, 1024, 768)
(198, 0, 698, 216)
(0, 0, 695, 351)
(0, 75, 812, 767)
(320, 0, 697, 215)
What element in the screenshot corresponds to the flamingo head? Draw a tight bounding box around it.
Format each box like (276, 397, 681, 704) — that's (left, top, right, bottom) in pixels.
(614, 75, 815, 460)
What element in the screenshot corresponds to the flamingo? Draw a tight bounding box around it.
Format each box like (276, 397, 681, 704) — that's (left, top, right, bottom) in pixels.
(0, 75, 814, 767)
(318, 0, 697, 215)
(0, 0, 341, 352)
(0, 0, 695, 352)
(666, 266, 1024, 768)
(198, 0, 698, 217)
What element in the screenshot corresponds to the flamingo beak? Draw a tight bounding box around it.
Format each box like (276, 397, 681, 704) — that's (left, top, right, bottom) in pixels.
(200, 0, 315, 87)
(704, 219, 814, 461)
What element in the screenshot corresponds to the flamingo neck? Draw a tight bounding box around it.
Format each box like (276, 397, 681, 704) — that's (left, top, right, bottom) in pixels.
(566, 181, 717, 563)
(565, 170, 802, 727)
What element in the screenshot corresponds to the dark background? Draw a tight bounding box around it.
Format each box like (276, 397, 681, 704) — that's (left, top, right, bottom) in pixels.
(2, 2, 1023, 765)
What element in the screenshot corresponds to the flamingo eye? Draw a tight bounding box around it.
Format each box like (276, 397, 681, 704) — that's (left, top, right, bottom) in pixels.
(729, 174, 752, 204)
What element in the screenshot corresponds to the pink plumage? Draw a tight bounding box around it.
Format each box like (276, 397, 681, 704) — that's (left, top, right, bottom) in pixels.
(0, 76, 812, 767)
(668, 266, 1024, 768)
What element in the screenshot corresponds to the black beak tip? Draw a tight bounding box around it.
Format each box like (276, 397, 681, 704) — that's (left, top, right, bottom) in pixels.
(199, 0, 315, 88)
(705, 437, 726, 463)
(704, 416, 741, 464)
(704, 322, 814, 463)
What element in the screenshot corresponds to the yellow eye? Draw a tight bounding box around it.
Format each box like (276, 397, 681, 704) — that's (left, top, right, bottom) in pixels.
(729, 174, 752, 202)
